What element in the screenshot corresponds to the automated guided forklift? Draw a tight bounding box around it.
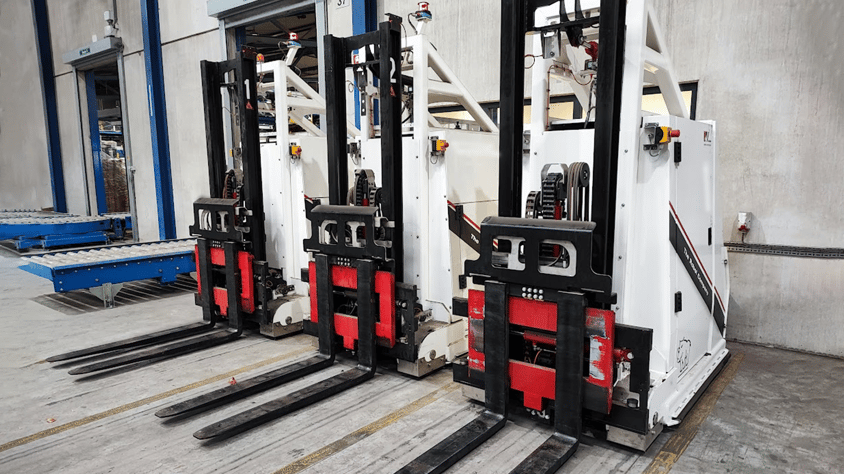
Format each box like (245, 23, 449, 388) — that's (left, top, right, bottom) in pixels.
(47, 51, 293, 373)
(398, 0, 730, 473)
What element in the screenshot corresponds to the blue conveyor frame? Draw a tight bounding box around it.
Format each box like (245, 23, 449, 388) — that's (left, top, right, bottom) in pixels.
(20, 239, 195, 293)
(0, 215, 131, 250)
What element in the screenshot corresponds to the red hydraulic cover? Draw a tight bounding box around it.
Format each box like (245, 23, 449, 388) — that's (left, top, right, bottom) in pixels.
(466, 289, 616, 414)
(585, 308, 615, 413)
(509, 360, 555, 411)
(308, 262, 396, 349)
(467, 289, 556, 371)
(467, 289, 485, 371)
(509, 296, 557, 331)
(195, 246, 255, 316)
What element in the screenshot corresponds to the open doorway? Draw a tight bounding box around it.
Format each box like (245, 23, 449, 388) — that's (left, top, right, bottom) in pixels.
(85, 63, 130, 215)
(239, 11, 320, 84)
(236, 10, 321, 135)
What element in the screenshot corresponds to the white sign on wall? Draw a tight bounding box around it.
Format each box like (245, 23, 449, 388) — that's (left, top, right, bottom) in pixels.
(336, 0, 351, 9)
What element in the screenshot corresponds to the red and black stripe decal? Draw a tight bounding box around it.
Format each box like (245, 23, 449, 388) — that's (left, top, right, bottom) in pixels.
(447, 201, 482, 253)
(669, 203, 726, 335)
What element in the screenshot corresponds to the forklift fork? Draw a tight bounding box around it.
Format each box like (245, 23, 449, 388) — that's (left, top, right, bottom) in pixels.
(397, 284, 587, 474)
(191, 256, 378, 439)
(396, 281, 511, 474)
(154, 355, 332, 418)
(48, 239, 246, 375)
(155, 253, 340, 419)
(46, 322, 214, 363)
(160, 19, 404, 436)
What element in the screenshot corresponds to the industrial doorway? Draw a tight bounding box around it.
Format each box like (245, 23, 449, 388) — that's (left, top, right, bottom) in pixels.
(209, 0, 326, 156)
(63, 35, 138, 240)
(85, 63, 130, 215)
(236, 11, 320, 83)
(208, 0, 327, 282)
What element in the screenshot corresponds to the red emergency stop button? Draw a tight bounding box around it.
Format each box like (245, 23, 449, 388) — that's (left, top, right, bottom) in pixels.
(670, 129, 681, 138)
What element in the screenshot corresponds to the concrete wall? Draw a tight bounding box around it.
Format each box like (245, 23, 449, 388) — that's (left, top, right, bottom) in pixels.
(379, 0, 503, 102)
(650, 0, 844, 356)
(53, 73, 88, 214)
(0, 1, 53, 210)
(122, 51, 157, 240)
(34, 0, 220, 240)
(161, 30, 223, 238)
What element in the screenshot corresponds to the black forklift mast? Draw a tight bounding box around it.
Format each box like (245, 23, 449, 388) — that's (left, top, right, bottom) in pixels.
(324, 17, 405, 249)
(301, 13, 426, 366)
(46, 51, 289, 376)
(396, 1, 640, 473)
(324, 13, 405, 277)
(498, 0, 626, 277)
(200, 53, 267, 262)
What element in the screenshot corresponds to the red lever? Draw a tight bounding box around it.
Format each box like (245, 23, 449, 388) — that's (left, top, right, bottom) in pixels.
(670, 129, 681, 138)
(585, 41, 599, 61)
(613, 348, 633, 362)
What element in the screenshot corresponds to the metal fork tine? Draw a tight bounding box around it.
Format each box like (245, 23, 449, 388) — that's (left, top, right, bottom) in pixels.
(46, 322, 214, 362)
(67, 330, 240, 375)
(155, 354, 333, 418)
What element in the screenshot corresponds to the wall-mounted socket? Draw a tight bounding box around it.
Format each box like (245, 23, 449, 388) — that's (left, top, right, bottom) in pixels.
(737, 212, 752, 236)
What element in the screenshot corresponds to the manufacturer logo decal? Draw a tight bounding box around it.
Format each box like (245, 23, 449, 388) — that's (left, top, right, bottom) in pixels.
(677, 338, 691, 374)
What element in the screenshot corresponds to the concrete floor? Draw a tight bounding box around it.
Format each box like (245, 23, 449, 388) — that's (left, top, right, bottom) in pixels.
(1, 250, 842, 474)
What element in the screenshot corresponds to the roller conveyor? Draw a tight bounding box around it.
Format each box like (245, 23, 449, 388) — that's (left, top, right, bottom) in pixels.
(0, 209, 73, 220)
(20, 239, 196, 307)
(0, 213, 131, 250)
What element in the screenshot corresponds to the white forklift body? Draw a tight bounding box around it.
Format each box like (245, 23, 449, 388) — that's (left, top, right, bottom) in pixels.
(257, 52, 360, 337)
(518, 0, 729, 448)
(354, 28, 500, 374)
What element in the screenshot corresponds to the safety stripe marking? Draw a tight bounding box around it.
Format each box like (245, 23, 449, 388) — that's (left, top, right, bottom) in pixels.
(447, 201, 481, 232)
(668, 203, 726, 334)
(643, 352, 745, 474)
(447, 201, 483, 253)
(273, 382, 461, 474)
(0, 346, 314, 453)
(669, 202, 726, 313)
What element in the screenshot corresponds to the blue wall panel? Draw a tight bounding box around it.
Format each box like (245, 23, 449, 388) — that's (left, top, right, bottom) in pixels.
(141, 0, 177, 239)
(31, 0, 67, 212)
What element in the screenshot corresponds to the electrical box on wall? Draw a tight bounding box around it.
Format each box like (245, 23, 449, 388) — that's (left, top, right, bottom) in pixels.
(737, 212, 752, 234)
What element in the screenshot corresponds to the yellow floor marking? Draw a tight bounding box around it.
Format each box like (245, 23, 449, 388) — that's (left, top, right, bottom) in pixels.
(0, 346, 314, 453)
(274, 382, 461, 474)
(643, 352, 745, 474)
